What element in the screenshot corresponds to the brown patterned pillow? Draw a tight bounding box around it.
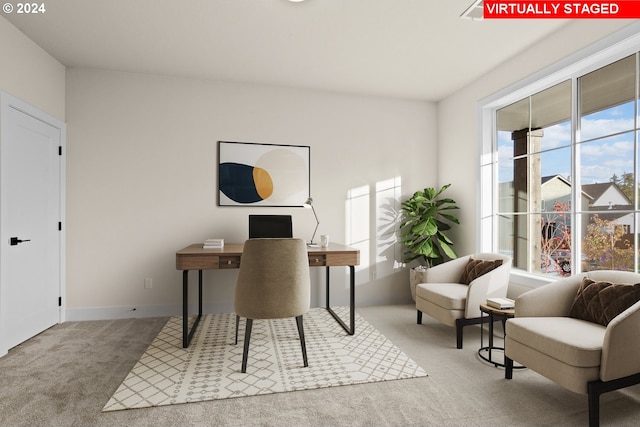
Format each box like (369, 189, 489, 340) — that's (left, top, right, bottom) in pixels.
(458, 258, 503, 285)
(568, 277, 640, 326)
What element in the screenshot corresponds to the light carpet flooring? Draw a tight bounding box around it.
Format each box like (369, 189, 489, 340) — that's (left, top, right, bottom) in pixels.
(1, 304, 639, 426)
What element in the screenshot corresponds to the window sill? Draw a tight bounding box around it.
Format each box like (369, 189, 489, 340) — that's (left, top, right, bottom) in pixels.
(509, 269, 555, 290)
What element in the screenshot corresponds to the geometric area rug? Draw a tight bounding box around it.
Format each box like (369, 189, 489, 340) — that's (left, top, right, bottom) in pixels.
(103, 307, 427, 411)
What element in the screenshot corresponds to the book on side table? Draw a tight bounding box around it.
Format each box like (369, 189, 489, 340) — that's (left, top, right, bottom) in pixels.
(486, 297, 515, 310)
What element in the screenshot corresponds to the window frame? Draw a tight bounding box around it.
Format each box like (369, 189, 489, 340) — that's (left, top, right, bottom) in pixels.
(478, 24, 640, 288)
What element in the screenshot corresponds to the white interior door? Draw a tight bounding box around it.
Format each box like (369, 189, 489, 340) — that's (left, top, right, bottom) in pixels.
(0, 94, 65, 356)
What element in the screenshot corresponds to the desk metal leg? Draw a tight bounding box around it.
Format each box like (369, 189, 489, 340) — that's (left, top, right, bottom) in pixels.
(182, 270, 188, 347)
(198, 269, 203, 318)
(325, 265, 355, 335)
(182, 269, 203, 348)
(325, 266, 330, 311)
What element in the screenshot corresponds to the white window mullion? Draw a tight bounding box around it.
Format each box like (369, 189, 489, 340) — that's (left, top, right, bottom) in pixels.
(572, 76, 582, 274)
(634, 52, 639, 273)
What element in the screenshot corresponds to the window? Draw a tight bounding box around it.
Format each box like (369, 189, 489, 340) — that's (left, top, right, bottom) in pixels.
(496, 80, 573, 275)
(481, 31, 640, 279)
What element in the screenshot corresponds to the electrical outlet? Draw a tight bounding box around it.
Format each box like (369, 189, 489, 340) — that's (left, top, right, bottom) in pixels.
(144, 277, 153, 289)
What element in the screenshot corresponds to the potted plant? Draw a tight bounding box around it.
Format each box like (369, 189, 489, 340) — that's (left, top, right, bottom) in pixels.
(400, 184, 460, 300)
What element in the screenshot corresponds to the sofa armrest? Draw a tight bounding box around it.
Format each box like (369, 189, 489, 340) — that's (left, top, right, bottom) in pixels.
(515, 274, 583, 317)
(601, 301, 640, 381)
(466, 273, 491, 318)
(465, 263, 510, 318)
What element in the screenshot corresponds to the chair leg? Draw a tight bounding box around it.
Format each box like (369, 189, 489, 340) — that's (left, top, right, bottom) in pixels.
(505, 356, 513, 379)
(417, 310, 422, 324)
(295, 315, 309, 368)
(587, 382, 601, 427)
(235, 315, 240, 345)
(455, 317, 489, 349)
(241, 318, 253, 373)
(455, 319, 464, 349)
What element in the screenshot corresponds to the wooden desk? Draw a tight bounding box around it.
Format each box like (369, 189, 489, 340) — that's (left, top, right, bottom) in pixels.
(176, 242, 360, 348)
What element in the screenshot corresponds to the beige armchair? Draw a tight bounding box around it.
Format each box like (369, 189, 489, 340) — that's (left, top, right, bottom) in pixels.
(234, 238, 311, 373)
(415, 252, 512, 349)
(505, 270, 640, 427)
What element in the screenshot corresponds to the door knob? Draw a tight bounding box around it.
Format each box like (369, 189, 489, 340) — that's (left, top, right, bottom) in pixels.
(9, 237, 31, 246)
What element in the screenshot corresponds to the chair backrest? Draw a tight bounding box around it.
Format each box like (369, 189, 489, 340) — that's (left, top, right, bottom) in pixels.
(234, 238, 310, 320)
(472, 252, 512, 268)
(582, 270, 640, 285)
(424, 252, 512, 285)
(516, 270, 640, 318)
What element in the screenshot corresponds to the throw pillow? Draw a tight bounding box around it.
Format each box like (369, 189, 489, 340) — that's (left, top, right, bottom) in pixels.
(458, 258, 503, 285)
(568, 277, 640, 326)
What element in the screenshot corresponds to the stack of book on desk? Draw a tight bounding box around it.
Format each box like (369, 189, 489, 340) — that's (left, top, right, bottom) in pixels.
(486, 297, 515, 309)
(203, 239, 224, 249)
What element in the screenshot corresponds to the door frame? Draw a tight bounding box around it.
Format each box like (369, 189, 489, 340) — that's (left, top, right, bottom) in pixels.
(0, 92, 66, 355)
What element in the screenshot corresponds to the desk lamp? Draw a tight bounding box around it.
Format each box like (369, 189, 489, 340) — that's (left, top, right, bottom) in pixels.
(303, 197, 320, 247)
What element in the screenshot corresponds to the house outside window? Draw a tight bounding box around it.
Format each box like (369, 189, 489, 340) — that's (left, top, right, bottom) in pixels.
(480, 33, 640, 279)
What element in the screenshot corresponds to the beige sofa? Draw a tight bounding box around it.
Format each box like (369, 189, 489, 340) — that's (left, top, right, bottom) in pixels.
(505, 270, 640, 427)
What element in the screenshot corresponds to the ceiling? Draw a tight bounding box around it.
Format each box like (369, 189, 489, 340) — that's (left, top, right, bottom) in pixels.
(4, 0, 569, 101)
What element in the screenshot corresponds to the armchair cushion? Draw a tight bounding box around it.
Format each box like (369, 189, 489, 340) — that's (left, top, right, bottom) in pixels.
(458, 258, 503, 285)
(506, 317, 605, 368)
(417, 283, 467, 311)
(569, 277, 640, 326)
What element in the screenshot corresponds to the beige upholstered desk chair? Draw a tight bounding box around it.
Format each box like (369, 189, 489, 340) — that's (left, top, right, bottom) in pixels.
(234, 238, 311, 374)
(415, 253, 512, 349)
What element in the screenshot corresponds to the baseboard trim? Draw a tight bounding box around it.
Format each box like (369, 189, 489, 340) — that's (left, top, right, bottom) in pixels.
(65, 302, 234, 322)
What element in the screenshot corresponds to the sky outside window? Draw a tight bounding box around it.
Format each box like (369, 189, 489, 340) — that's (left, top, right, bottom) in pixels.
(497, 105, 636, 186)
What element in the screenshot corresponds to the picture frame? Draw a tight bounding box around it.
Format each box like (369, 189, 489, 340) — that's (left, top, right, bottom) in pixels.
(217, 141, 310, 207)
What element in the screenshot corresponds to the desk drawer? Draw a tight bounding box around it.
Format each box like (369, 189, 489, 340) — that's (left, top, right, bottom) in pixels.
(176, 255, 219, 270)
(220, 256, 241, 269)
(308, 254, 326, 266)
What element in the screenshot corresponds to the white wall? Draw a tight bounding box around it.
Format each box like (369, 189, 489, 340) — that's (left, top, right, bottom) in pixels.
(13, 15, 635, 320)
(437, 20, 636, 260)
(65, 68, 437, 320)
(0, 16, 65, 120)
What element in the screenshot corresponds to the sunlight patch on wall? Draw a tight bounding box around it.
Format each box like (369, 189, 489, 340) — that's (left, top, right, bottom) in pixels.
(346, 177, 403, 283)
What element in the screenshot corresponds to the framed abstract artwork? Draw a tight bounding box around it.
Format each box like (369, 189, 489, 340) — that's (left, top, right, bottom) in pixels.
(217, 141, 311, 207)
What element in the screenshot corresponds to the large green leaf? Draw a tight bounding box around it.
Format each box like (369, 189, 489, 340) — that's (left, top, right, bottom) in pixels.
(439, 212, 460, 224)
(415, 239, 434, 257)
(438, 238, 457, 259)
(423, 187, 436, 200)
(437, 230, 454, 244)
(411, 218, 437, 236)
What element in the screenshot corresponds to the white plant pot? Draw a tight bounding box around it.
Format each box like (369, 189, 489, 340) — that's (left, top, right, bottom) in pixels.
(409, 267, 429, 302)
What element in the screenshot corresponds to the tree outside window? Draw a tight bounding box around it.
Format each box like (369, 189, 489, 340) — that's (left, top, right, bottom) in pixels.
(583, 214, 634, 272)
